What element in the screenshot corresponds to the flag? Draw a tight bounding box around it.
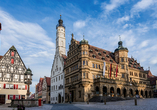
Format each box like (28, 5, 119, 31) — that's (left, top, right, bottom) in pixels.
(110, 63, 112, 77)
(0, 23, 1, 31)
(116, 65, 118, 77)
(103, 62, 106, 76)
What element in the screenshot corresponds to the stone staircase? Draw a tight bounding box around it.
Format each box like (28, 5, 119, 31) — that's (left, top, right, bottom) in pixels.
(89, 96, 134, 102)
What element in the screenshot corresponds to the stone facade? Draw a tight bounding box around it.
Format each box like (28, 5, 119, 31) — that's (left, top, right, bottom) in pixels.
(64, 36, 153, 102)
(50, 16, 66, 104)
(0, 46, 28, 104)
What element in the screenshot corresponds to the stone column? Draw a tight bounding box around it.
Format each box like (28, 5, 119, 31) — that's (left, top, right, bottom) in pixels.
(114, 87, 117, 97)
(138, 90, 141, 98)
(127, 88, 129, 97)
(107, 86, 110, 96)
(121, 89, 123, 98)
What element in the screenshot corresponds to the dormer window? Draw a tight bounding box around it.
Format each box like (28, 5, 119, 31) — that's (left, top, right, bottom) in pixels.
(95, 48, 98, 51)
(106, 55, 109, 58)
(98, 52, 101, 55)
(110, 59, 113, 62)
(103, 51, 106, 54)
(102, 57, 105, 60)
(92, 54, 96, 58)
(89, 50, 93, 52)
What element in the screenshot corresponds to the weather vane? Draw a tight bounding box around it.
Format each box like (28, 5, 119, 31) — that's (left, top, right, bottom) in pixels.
(119, 35, 121, 41)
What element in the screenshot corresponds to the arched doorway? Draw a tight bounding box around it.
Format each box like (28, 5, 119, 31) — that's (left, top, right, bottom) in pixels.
(135, 90, 139, 95)
(149, 91, 151, 98)
(145, 91, 148, 98)
(117, 88, 120, 96)
(96, 86, 99, 94)
(103, 86, 107, 95)
(110, 87, 114, 97)
(129, 89, 133, 97)
(141, 90, 143, 97)
(123, 88, 127, 97)
(58, 94, 61, 103)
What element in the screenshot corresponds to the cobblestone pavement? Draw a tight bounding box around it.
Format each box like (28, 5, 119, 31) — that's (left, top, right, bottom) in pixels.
(50, 98, 157, 110)
(1, 98, 157, 110)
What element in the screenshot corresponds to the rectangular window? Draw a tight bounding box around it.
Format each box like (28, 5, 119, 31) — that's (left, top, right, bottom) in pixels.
(18, 85, 21, 90)
(16, 95, 19, 99)
(0, 73, 2, 77)
(86, 61, 88, 65)
(59, 76, 60, 80)
(61, 75, 63, 79)
(10, 84, 13, 89)
(83, 61, 85, 65)
(56, 77, 57, 82)
(22, 85, 25, 90)
(6, 84, 9, 89)
(93, 63, 95, 68)
(15, 75, 18, 79)
(21, 75, 23, 79)
(96, 64, 97, 68)
(121, 58, 124, 62)
(93, 75, 94, 79)
(9, 95, 13, 100)
(99, 65, 100, 69)
(56, 85, 57, 90)
(83, 73, 85, 78)
(121, 65, 124, 69)
(0, 84, 1, 89)
(83, 51, 85, 55)
(122, 74, 125, 78)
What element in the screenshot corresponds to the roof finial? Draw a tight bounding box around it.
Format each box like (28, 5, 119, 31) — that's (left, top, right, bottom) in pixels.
(83, 33, 85, 39)
(60, 15, 61, 19)
(71, 33, 74, 39)
(119, 35, 121, 41)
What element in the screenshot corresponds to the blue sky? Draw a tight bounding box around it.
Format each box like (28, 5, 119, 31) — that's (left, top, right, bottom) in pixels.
(0, 0, 157, 93)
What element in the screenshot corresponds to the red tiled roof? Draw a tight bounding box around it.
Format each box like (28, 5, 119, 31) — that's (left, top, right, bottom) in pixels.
(62, 54, 67, 65)
(0, 56, 3, 60)
(46, 77, 51, 86)
(147, 70, 154, 78)
(128, 58, 144, 71)
(89, 45, 117, 64)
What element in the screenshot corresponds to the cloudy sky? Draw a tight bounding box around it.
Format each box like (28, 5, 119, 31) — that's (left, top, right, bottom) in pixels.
(0, 0, 157, 93)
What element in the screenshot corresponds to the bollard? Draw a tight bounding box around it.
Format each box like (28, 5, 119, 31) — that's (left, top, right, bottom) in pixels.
(87, 100, 89, 104)
(135, 98, 137, 106)
(104, 99, 106, 105)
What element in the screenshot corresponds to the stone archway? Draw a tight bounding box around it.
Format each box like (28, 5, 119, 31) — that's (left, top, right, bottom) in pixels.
(141, 90, 143, 97)
(117, 88, 120, 96)
(58, 94, 61, 103)
(145, 91, 148, 98)
(135, 90, 139, 95)
(110, 87, 114, 97)
(123, 88, 127, 97)
(149, 91, 151, 98)
(129, 89, 133, 97)
(103, 86, 107, 95)
(96, 86, 99, 94)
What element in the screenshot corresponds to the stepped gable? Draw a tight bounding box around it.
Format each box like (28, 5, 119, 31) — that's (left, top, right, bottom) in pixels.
(89, 45, 117, 64)
(128, 58, 144, 71)
(62, 54, 67, 65)
(46, 77, 51, 86)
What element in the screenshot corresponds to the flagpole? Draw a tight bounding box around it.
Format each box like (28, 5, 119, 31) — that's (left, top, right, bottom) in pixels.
(0, 23, 2, 54)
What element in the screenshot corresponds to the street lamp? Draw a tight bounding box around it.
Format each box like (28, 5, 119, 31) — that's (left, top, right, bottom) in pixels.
(24, 68, 33, 99)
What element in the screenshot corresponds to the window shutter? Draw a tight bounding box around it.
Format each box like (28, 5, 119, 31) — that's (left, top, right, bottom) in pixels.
(3, 84, 5, 89)
(16, 85, 18, 89)
(19, 95, 21, 99)
(25, 85, 27, 90)
(8, 95, 10, 99)
(11, 59, 14, 64)
(14, 84, 15, 89)
(11, 51, 14, 56)
(13, 95, 15, 99)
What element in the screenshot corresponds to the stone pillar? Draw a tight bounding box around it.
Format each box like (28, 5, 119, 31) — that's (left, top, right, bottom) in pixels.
(127, 88, 129, 97)
(107, 86, 110, 96)
(121, 89, 123, 98)
(114, 87, 117, 97)
(138, 90, 141, 98)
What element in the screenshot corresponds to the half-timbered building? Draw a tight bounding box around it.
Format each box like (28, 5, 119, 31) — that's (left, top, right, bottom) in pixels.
(0, 46, 28, 104)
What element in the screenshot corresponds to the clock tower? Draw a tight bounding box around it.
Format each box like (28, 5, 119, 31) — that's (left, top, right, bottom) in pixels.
(56, 15, 66, 55)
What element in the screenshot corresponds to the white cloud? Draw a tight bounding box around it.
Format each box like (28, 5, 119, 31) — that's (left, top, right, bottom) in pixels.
(0, 9, 55, 93)
(101, 0, 128, 12)
(139, 40, 149, 48)
(131, 0, 157, 17)
(123, 24, 128, 29)
(73, 20, 86, 29)
(117, 16, 130, 24)
(42, 17, 50, 22)
(153, 21, 157, 29)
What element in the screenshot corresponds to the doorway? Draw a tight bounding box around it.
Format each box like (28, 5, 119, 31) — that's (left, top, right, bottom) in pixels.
(0, 95, 5, 104)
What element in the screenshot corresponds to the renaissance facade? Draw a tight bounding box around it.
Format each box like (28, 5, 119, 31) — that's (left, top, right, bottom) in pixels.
(0, 46, 28, 104)
(64, 36, 153, 102)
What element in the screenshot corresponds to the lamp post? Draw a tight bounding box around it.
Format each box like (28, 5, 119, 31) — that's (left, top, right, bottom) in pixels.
(24, 68, 33, 99)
